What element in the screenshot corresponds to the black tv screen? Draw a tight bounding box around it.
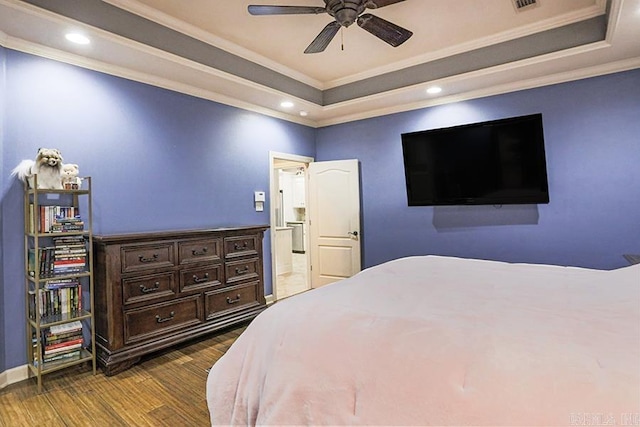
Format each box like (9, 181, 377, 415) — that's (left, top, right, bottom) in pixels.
(402, 113, 550, 206)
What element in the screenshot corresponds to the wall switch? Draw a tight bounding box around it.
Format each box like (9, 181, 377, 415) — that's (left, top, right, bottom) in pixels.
(254, 191, 265, 211)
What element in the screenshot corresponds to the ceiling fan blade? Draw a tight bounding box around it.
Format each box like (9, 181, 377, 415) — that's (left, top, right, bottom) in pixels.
(365, 0, 406, 9)
(304, 21, 341, 54)
(248, 5, 326, 15)
(357, 13, 412, 47)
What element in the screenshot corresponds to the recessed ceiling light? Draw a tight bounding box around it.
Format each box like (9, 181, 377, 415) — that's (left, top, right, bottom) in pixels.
(299, 111, 308, 117)
(426, 86, 442, 95)
(280, 101, 294, 108)
(65, 33, 90, 45)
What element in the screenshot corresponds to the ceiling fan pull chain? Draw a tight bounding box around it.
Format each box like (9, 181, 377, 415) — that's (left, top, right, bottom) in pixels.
(341, 27, 344, 51)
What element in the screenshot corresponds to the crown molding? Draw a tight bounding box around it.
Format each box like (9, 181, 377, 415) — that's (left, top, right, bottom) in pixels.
(2, 34, 318, 127)
(316, 48, 640, 127)
(4, 30, 638, 129)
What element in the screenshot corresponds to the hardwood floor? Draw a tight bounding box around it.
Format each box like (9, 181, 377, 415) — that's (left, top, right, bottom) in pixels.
(0, 324, 246, 426)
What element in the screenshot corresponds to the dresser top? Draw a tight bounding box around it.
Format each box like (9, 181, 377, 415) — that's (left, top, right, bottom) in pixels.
(94, 225, 269, 244)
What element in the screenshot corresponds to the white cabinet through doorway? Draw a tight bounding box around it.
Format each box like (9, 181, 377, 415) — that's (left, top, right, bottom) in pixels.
(293, 175, 305, 208)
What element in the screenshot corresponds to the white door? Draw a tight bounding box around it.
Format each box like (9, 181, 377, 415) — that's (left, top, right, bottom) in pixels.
(308, 159, 361, 287)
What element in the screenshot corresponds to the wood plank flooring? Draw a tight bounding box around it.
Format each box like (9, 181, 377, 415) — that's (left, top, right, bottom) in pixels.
(0, 324, 246, 426)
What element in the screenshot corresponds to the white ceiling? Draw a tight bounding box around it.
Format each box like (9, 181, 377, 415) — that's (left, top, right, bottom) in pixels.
(1, 0, 639, 127)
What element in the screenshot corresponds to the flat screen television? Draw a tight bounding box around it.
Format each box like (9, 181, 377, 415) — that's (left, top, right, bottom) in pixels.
(401, 113, 550, 206)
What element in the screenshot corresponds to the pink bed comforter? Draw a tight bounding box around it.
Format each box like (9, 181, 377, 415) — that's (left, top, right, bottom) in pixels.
(206, 256, 640, 426)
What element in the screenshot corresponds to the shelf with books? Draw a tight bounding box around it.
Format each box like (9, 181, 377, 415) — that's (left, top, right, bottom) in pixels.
(27, 277, 92, 327)
(22, 174, 96, 392)
(28, 235, 89, 279)
(29, 320, 94, 374)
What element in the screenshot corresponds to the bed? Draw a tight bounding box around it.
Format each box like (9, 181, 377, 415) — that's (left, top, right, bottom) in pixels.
(206, 255, 640, 426)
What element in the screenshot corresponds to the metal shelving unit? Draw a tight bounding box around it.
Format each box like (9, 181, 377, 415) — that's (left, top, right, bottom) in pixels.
(23, 175, 96, 392)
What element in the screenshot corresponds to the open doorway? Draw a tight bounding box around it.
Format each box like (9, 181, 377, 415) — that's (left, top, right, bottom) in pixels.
(269, 152, 314, 301)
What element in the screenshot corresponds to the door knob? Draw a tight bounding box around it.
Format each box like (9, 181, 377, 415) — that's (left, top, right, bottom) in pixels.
(348, 231, 359, 237)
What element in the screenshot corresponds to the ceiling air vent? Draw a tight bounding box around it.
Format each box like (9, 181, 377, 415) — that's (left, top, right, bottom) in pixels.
(512, 0, 539, 12)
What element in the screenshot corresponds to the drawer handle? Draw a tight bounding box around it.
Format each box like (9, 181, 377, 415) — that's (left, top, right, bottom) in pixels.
(192, 248, 208, 256)
(192, 272, 210, 283)
(139, 282, 160, 293)
(155, 311, 175, 323)
(139, 254, 159, 263)
(234, 242, 248, 251)
(235, 266, 250, 275)
(226, 294, 241, 304)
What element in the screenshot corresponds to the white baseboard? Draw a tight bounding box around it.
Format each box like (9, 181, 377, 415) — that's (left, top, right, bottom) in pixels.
(0, 365, 29, 390)
(265, 294, 275, 305)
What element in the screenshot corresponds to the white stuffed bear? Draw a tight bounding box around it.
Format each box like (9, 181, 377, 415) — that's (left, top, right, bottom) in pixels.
(60, 163, 81, 189)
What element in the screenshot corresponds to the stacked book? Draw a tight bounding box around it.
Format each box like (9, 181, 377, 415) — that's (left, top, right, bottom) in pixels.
(50, 216, 84, 233)
(52, 235, 87, 275)
(28, 235, 88, 278)
(35, 321, 84, 366)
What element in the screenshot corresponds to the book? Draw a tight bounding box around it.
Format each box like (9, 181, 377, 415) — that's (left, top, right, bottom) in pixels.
(48, 320, 82, 335)
(44, 278, 78, 289)
(44, 330, 83, 344)
(40, 349, 82, 365)
(28, 249, 36, 277)
(44, 337, 83, 352)
(44, 342, 82, 355)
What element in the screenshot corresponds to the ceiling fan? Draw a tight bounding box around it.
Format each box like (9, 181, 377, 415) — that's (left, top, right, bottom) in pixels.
(248, 0, 413, 54)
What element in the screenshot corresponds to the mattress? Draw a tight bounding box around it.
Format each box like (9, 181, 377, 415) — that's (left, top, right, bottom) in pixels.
(206, 255, 640, 426)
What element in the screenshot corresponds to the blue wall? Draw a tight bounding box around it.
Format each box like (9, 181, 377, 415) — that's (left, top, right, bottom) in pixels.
(316, 69, 640, 270)
(0, 50, 315, 371)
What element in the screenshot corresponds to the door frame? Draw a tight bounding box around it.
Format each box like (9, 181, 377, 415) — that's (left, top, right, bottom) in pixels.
(269, 151, 314, 302)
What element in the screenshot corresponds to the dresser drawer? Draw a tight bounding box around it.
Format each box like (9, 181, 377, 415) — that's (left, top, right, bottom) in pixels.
(122, 272, 176, 305)
(178, 238, 222, 265)
(205, 281, 259, 320)
(124, 295, 202, 345)
(224, 235, 259, 259)
(121, 242, 174, 273)
(179, 264, 223, 293)
(225, 257, 259, 285)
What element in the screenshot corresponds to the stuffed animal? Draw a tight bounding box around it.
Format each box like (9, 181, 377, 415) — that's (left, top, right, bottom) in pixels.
(60, 163, 81, 189)
(11, 148, 64, 189)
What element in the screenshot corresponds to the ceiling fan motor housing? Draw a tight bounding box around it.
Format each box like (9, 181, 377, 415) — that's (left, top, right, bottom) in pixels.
(325, 0, 367, 27)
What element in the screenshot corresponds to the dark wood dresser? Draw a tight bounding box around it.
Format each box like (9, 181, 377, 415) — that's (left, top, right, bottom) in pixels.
(93, 225, 268, 375)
